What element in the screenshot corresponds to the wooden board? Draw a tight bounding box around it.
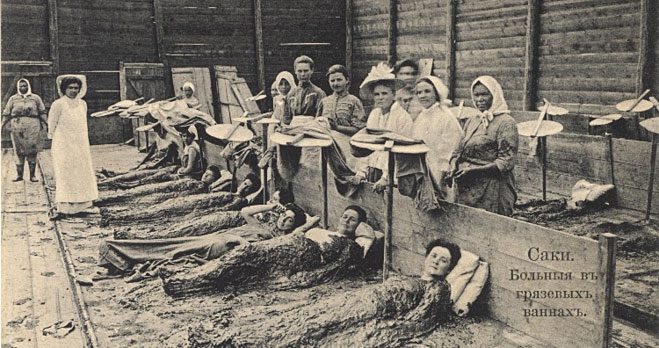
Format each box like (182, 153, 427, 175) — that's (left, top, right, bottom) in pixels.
(171, 67, 216, 119)
(286, 161, 611, 348)
(120, 63, 167, 151)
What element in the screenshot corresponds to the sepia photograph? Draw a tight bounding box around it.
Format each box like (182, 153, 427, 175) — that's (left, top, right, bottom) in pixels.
(0, 0, 657, 347)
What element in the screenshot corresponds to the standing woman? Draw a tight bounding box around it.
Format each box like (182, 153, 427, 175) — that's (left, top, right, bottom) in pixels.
(412, 76, 463, 194)
(47, 75, 98, 219)
(2, 78, 48, 182)
(448, 76, 518, 216)
(354, 63, 414, 189)
(316, 64, 366, 136)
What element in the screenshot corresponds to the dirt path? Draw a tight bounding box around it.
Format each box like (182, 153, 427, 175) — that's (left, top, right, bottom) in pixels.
(1, 150, 86, 348)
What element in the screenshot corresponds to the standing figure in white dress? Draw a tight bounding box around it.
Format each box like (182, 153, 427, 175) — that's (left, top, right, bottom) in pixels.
(47, 75, 98, 219)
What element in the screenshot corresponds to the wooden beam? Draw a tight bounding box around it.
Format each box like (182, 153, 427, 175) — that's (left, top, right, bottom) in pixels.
(523, 0, 541, 111)
(254, 0, 265, 92)
(636, 0, 653, 95)
(387, 0, 397, 67)
(153, 0, 168, 67)
(445, 0, 457, 100)
(345, 0, 353, 76)
(47, 0, 59, 74)
(598, 233, 617, 348)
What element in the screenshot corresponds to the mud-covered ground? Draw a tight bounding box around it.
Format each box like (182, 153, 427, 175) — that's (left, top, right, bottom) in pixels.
(34, 144, 658, 347)
(514, 194, 659, 316)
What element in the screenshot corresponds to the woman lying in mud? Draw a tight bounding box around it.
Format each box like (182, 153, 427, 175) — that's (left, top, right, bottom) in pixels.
(96, 166, 222, 208)
(161, 205, 377, 297)
(187, 239, 461, 347)
(97, 203, 307, 282)
(117, 188, 296, 240)
(100, 173, 261, 229)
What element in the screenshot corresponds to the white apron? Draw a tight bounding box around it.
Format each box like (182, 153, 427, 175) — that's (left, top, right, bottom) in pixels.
(51, 97, 98, 205)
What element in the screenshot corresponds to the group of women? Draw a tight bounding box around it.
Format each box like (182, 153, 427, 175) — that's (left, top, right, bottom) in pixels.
(270, 56, 519, 216)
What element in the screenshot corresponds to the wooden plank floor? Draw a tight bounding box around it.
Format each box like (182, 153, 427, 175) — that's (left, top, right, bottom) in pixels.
(1, 150, 86, 348)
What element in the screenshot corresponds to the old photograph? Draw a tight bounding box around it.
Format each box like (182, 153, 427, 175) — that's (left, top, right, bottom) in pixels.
(1, 0, 657, 347)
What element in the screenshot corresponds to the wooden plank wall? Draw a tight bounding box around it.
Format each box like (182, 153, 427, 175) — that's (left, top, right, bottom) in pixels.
(1, 0, 50, 61)
(396, 0, 448, 79)
(287, 162, 608, 348)
(262, 0, 346, 94)
(351, 0, 389, 96)
(453, 0, 528, 111)
(160, 0, 257, 89)
(537, 0, 641, 116)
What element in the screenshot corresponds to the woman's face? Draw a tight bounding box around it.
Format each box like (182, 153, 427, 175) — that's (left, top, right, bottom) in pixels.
(416, 81, 438, 109)
(65, 83, 80, 98)
(18, 81, 29, 94)
(473, 83, 493, 112)
(236, 178, 254, 196)
(295, 63, 313, 83)
(423, 246, 452, 278)
(336, 209, 360, 237)
(396, 89, 413, 112)
(201, 169, 219, 184)
(278, 79, 291, 95)
(328, 72, 348, 94)
(183, 86, 194, 98)
(181, 132, 194, 145)
(373, 85, 395, 111)
(276, 209, 296, 231)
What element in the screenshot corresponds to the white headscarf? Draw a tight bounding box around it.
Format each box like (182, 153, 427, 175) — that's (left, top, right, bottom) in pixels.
(56, 74, 87, 99)
(416, 75, 453, 115)
(182, 81, 196, 94)
(470, 75, 509, 128)
(274, 71, 296, 94)
(16, 78, 32, 97)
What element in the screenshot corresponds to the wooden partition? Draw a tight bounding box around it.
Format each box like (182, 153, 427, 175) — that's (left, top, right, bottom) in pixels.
(287, 162, 615, 348)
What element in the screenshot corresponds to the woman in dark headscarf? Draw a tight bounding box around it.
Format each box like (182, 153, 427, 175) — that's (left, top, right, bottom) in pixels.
(2, 78, 48, 182)
(47, 75, 98, 219)
(448, 76, 519, 216)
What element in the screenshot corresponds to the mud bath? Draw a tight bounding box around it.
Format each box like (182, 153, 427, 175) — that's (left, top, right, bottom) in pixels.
(514, 195, 659, 316)
(116, 211, 246, 240)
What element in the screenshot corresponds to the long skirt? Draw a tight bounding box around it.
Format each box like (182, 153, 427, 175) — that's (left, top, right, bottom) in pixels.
(10, 117, 44, 163)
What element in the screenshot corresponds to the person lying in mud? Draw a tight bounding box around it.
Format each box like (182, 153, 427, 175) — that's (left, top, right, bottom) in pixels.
(186, 239, 461, 347)
(100, 173, 261, 229)
(116, 188, 295, 240)
(161, 205, 379, 297)
(96, 165, 222, 208)
(97, 203, 308, 282)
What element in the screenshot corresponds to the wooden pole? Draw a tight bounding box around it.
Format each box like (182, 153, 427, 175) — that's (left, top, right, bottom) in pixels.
(598, 233, 617, 348)
(153, 0, 174, 97)
(646, 134, 657, 221)
(321, 150, 329, 229)
(261, 123, 269, 204)
(541, 137, 547, 201)
(383, 149, 394, 281)
(47, 0, 60, 74)
(636, 0, 653, 96)
(445, 0, 457, 100)
(523, 0, 541, 111)
(387, 0, 398, 67)
(345, 0, 353, 76)
(254, 0, 266, 92)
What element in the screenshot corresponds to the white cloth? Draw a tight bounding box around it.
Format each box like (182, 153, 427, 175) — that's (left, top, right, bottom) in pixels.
(412, 102, 463, 182)
(48, 75, 98, 204)
(355, 104, 414, 177)
(453, 261, 489, 317)
(470, 75, 510, 129)
(274, 71, 296, 94)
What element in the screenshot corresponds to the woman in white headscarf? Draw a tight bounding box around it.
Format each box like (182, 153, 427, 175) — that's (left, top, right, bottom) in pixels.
(179, 81, 201, 110)
(47, 75, 98, 219)
(2, 78, 48, 182)
(412, 76, 463, 194)
(271, 71, 296, 122)
(448, 76, 519, 216)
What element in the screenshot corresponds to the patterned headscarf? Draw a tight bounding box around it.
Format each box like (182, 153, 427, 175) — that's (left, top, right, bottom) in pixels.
(470, 75, 509, 129)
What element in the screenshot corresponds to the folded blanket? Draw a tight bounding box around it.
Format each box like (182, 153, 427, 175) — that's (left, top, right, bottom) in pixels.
(277, 118, 360, 197)
(350, 128, 440, 211)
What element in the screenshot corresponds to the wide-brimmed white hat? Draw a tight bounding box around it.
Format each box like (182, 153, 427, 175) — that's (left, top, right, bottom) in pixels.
(359, 62, 405, 100)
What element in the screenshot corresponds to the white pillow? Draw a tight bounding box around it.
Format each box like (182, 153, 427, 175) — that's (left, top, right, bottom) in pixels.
(445, 249, 480, 303)
(453, 261, 489, 317)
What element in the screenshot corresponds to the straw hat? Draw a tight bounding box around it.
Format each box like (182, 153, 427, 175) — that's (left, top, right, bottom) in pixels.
(359, 62, 405, 100)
